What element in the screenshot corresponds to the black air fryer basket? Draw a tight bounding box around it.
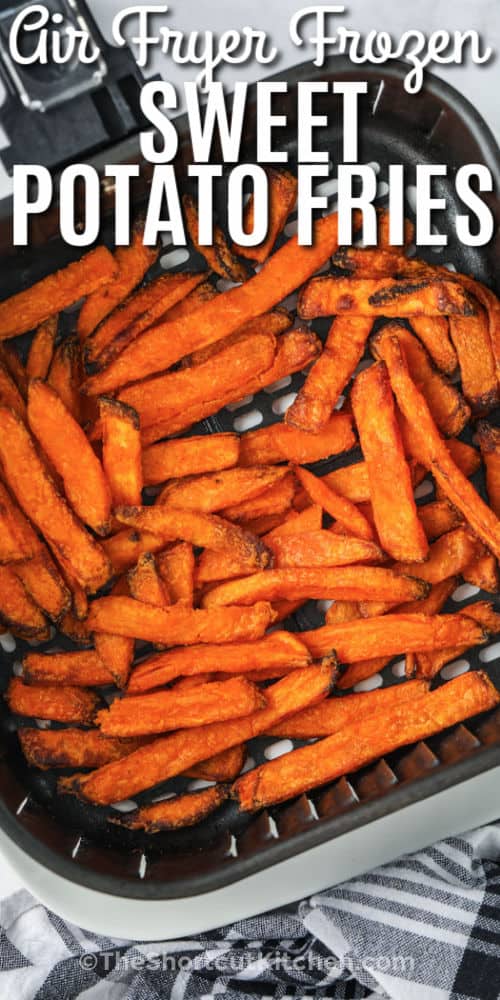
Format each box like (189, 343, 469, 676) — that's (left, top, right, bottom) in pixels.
(0, 54, 499, 901)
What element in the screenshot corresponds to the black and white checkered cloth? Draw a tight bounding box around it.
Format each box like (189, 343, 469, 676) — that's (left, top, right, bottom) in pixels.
(2, 822, 500, 999)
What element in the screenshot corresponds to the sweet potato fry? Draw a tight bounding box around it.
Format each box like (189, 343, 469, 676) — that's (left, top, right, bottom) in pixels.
(114, 785, 229, 832)
(83, 271, 207, 368)
(0, 246, 117, 340)
(382, 337, 500, 560)
(286, 317, 373, 432)
(233, 168, 298, 263)
(324, 600, 360, 625)
(294, 466, 374, 541)
(221, 474, 296, 524)
(239, 414, 355, 467)
(298, 276, 476, 320)
(183, 194, 248, 281)
(394, 527, 479, 584)
(448, 308, 499, 413)
(266, 678, 429, 738)
(77, 223, 159, 339)
(270, 530, 383, 568)
(28, 380, 112, 535)
(116, 505, 270, 568)
(94, 630, 134, 689)
(463, 546, 499, 593)
(372, 324, 470, 437)
(47, 336, 83, 422)
(183, 310, 292, 369)
(358, 571, 459, 621)
(418, 501, 463, 541)
(116, 329, 276, 430)
(143, 434, 239, 486)
(82, 211, 343, 395)
(0, 479, 40, 564)
(0, 344, 27, 399)
(336, 656, 393, 690)
(87, 596, 275, 645)
(202, 567, 428, 608)
(0, 408, 112, 592)
(303, 611, 486, 661)
(26, 315, 58, 380)
(15, 551, 71, 623)
(23, 650, 114, 686)
(352, 361, 428, 561)
(103, 528, 167, 574)
(452, 272, 500, 384)
(158, 466, 290, 514)
(0, 564, 49, 639)
(232, 671, 499, 811)
(59, 611, 92, 645)
(0, 360, 26, 419)
(58, 661, 335, 803)
(413, 602, 500, 679)
(18, 728, 146, 770)
(140, 326, 321, 444)
(128, 631, 310, 692)
(6, 677, 99, 724)
(409, 317, 457, 375)
(184, 744, 246, 782)
(156, 543, 194, 605)
(476, 422, 500, 518)
(330, 246, 410, 277)
(98, 676, 266, 736)
(318, 463, 370, 504)
(127, 552, 170, 607)
(99, 397, 143, 508)
(265, 505, 323, 539)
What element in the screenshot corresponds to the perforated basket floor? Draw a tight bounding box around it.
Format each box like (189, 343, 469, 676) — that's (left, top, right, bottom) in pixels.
(0, 57, 499, 899)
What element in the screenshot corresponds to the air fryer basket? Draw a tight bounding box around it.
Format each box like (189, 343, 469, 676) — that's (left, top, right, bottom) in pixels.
(0, 57, 499, 900)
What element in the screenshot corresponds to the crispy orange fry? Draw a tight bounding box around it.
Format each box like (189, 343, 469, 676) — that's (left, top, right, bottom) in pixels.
(336, 656, 393, 690)
(418, 501, 463, 541)
(372, 324, 470, 437)
(84, 271, 207, 368)
(294, 465, 374, 541)
(0, 344, 27, 399)
(184, 744, 246, 782)
(47, 336, 83, 422)
(26, 315, 58, 380)
(202, 567, 428, 608)
(298, 276, 476, 320)
(476, 422, 500, 518)
(0, 479, 40, 564)
(303, 611, 486, 661)
(0, 564, 49, 639)
(286, 317, 373, 432)
(140, 326, 321, 444)
(0, 408, 111, 592)
(382, 337, 500, 560)
(143, 434, 239, 486)
(318, 463, 370, 503)
(352, 361, 428, 561)
(116, 505, 270, 568)
(28, 380, 112, 535)
(18, 728, 146, 770)
(127, 552, 170, 607)
(358, 572, 459, 624)
(157, 543, 194, 605)
(324, 600, 360, 625)
(221, 474, 296, 524)
(117, 330, 276, 429)
(88, 595, 275, 645)
(103, 528, 168, 574)
(183, 310, 292, 369)
(6, 677, 99, 724)
(77, 223, 159, 339)
(183, 194, 248, 281)
(270, 530, 383, 568)
(463, 545, 498, 594)
(94, 631, 134, 689)
(239, 414, 355, 466)
(234, 168, 298, 263)
(82, 211, 343, 395)
(0, 359, 26, 419)
(99, 397, 143, 507)
(410, 317, 457, 375)
(266, 678, 429, 738)
(23, 650, 114, 686)
(97, 676, 266, 736)
(15, 552, 71, 623)
(114, 786, 229, 832)
(413, 602, 500, 679)
(330, 246, 410, 277)
(449, 308, 499, 413)
(159, 466, 290, 513)
(59, 611, 92, 645)
(0, 246, 117, 340)
(233, 671, 499, 811)
(394, 527, 479, 584)
(128, 631, 310, 693)
(59, 661, 335, 804)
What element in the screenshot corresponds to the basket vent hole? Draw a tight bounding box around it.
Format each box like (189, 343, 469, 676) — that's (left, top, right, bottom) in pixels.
(280, 292, 299, 311)
(15, 795, 29, 816)
(317, 599, 333, 614)
(391, 659, 406, 678)
(160, 248, 190, 269)
(264, 739, 294, 761)
(12, 660, 23, 677)
(241, 755, 255, 773)
(268, 815, 279, 838)
(334, 394, 346, 410)
(441, 658, 470, 680)
(151, 790, 176, 803)
(479, 641, 500, 664)
(216, 278, 242, 292)
(226, 394, 254, 413)
(71, 836, 82, 859)
(354, 673, 383, 693)
(367, 160, 381, 174)
(444, 262, 457, 272)
(452, 583, 480, 602)
(314, 178, 338, 198)
(272, 392, 297, 416)
(187, 778, 215, 791)
(406, 185, 417, 212)
(138, 853, 147, 879)
(0, 633, 16, 653)
(307, 797, 319, 820)
(284, 218, 298, 238)
(376, 181, 389, 198)
(414, 479, 434, 500)
(263, 375, 292, 395)
(227, 834, 238, 857)
(110, 799, 138, 812)
(233, 409, 263, 432)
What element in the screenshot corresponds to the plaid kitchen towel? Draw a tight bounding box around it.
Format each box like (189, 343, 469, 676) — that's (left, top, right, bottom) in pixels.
(2, 822, 500, 1000)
